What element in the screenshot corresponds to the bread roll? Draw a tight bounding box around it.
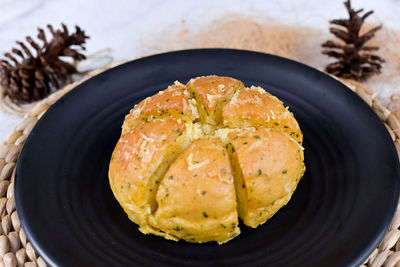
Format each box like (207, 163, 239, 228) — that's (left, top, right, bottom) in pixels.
(227, 127, 305, 228)
(222, 86, 302, 143)
(109, 75, 305, 244)
(186, 75, 244, 126)
(122, 81, 199, 134)
(147, 137, 239, 243)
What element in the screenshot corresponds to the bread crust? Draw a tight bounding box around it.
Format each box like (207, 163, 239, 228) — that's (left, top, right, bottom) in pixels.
(228, 127, 305, 228)
(109, 75, 305, 243)
(146, 138, 240, 243)
(122, 81, 198, 134)
(223, 86, 302, 143)
(109, 118, 186, 225)
(186, 75, 244, 125)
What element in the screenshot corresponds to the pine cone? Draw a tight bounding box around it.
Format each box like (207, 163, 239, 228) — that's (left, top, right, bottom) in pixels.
(321, 0, 384, 81)
(0, 24, 89, 102)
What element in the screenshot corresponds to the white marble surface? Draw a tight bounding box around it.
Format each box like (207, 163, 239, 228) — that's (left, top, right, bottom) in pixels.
(1, 0, 400, 141)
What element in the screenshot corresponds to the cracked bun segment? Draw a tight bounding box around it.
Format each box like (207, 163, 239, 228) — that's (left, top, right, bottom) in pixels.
(148, 138, 239, 244)
(109, 118, 201, 226)
(109, 75, 305, 244)
(227, 127, 305, 228)
(186, 75, 244, 126)
(122, 81, 199, 134)
(222, 86, 302, 143)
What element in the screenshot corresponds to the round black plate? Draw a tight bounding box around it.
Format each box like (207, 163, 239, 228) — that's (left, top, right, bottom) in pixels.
(15, 49, 400, 267)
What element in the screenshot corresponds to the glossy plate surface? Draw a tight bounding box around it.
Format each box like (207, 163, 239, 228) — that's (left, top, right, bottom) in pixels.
(15, 49, 400, 267)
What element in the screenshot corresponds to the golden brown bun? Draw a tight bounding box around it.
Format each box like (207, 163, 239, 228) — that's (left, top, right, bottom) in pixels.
(147, 138, 239, 243)
(222, 86, 302, 143)
(186, 75, 244, 125)
(109, 75, 305, 244)
(227, 127, 305, 228)
(109, 118, 198, 226)
(122, 81, 198, 134)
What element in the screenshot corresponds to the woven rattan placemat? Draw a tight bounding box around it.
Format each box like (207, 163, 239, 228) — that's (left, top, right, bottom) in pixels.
(0, 62, 399, 267)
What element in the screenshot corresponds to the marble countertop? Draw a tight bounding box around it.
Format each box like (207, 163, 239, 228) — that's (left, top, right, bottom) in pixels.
(1, 0, 400, 141)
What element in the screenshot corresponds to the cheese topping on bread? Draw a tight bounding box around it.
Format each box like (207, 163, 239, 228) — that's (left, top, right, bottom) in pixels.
(109, 75, 305, 244)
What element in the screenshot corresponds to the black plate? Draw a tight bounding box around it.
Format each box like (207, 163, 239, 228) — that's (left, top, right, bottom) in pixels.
(15, 49, 400, 267)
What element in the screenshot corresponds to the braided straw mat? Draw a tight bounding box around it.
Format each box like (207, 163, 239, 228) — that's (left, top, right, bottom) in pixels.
(0, 62, 399, 267)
